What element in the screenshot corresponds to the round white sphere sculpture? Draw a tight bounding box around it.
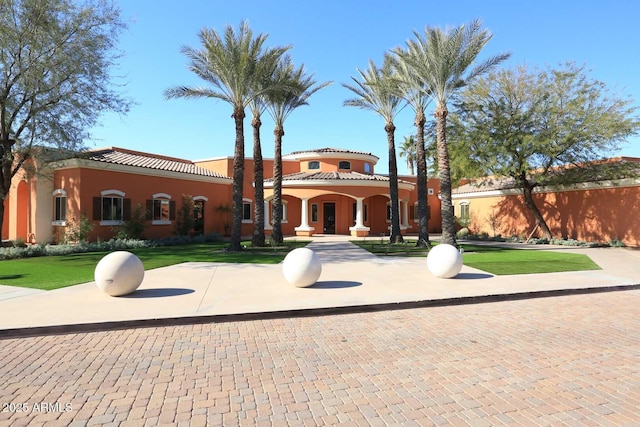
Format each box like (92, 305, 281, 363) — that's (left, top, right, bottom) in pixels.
(427, 244, 463, 278)
(282, 248, 322, 287)
(95, 251, 145, 296)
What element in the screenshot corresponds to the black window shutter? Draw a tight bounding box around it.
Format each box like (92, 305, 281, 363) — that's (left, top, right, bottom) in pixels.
(169, 201, 176, 220)
(146, 200, 153, 220)
(123, 198, 131, 220)
(93, 197, 101, 220)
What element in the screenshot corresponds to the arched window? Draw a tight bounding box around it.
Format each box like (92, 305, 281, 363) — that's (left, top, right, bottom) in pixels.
(364, 163, 371, 173)
(308, 161, 320, 170)
(52, 189, 67, 225)
(338, 161, 351, 170)
(151, 193, 172, 225)
(97, 190, 126, 225)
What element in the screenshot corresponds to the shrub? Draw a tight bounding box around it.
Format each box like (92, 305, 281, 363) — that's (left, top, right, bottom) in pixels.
(64, 212, 94, 243)
(114, 203, 148, 239)
(456, 228, 470, 238)
(175, 195, 195, 236)
(608, 238, 626, 248)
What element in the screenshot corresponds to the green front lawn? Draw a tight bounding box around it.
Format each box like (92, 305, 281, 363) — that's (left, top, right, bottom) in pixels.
(0, 241, 309, 291)
(352, 240, 601, 275)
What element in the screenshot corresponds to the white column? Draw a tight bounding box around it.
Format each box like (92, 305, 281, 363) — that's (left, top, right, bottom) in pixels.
(300, 198, 310, 228)
(294, 198, 314, 234)
(354, 197, 364, 227)
(401, 199, 409, 229)
(349, 197, 370, 236)
(264, 200, 272, 230)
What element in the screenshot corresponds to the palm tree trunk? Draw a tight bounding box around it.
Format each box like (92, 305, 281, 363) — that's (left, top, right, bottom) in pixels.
(271, 126, 284, 244)
(414, 110, 431, 248)
(386, 123, 403, 244)
(229, 107, 246, 252)
(435, 104, 457, 247)
(251, 116, 266, 247)
(518, 173, 553, 239)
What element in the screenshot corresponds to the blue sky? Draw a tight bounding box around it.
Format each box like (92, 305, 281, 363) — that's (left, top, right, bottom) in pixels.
(90, 0, 640, 175)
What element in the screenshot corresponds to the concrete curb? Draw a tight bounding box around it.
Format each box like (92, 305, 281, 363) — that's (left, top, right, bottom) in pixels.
(2, 283, 638, 340)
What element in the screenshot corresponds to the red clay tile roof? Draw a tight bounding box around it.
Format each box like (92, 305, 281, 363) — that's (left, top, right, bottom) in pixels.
(84, 147, 230, 179)
(266, 171, 412, 184)
(286, 147, 378, 158)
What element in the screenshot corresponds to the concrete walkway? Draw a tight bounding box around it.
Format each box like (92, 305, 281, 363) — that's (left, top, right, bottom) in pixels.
(0, 235, 639, 334)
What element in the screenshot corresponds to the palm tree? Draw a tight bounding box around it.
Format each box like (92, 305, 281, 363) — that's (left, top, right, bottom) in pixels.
(249, 96, 267, 247)
(399, 135, 416, 175)
(389, 54, 432, 247)
(396, 19, 510, 246)
(165, 21, 290, 251)
(343, 55, 405, 243)
(264, 57, 332, 243)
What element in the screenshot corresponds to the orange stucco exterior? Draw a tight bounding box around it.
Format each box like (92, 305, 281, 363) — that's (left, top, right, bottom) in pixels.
(452, 180, 640, 247)
(1, 146, 441, 243)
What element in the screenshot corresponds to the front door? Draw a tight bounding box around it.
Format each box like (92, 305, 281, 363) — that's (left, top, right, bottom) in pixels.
(323, 202, 336, 234)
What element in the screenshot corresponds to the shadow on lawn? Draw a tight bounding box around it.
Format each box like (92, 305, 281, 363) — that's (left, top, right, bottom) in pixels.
(0, 274, 26, 280)
(122, 288, 195, 298)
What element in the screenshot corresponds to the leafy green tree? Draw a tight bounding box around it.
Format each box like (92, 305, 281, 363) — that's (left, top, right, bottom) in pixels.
(265, 56, 331, 244)
(0, 0, 129, 236)
(165, 21, 290, 251)
(451, 63, 639, 239)
(396, 19, 510, 246)
(343, 56, 404, 243)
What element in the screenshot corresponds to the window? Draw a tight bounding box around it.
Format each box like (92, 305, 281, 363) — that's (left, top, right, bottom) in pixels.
(308, 161, 320, 170)
(243, 198, 252, 223)
(364, 163, 371, 173)
(338, 161, 351, 170)
(311, 204, 318, 222)
(352, 203, 357, 222)
(410, 203, 417, 222)
(282, 201, 288, 223)
(153, 199, 170, 222)
(52, 189, 67, 225)
(458, 202, 470, 227)
(386, 203, 392, 222)
(459, 202, 470, 220)
(103, 196, 123, 221)
(94, 190, 129, 225)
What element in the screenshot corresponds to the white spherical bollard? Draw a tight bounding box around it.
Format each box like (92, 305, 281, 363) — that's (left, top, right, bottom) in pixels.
(95, 251, 145, 296)
(282, 248, 322, 287)
(427, 244, 463, 278)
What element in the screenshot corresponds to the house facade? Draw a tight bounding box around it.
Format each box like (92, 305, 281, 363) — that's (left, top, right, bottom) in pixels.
(2, 146, 443, 243)
(451, 157, 640, 247)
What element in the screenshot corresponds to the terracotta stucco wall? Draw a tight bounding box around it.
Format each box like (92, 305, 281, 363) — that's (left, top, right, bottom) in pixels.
(54, 167, 232, 241)
(454, 185, 640, 246)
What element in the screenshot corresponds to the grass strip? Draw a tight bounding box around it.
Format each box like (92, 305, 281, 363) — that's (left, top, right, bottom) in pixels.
(0, 241, 309, 290)
(352, 240, 601, 275)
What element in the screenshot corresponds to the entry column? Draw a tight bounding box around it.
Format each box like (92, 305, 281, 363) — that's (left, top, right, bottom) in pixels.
(349, 197, 370, 237)
(294, 198, 315, 237)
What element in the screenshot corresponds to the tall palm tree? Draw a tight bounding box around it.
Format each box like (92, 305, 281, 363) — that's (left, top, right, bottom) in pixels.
(249, 96, 267, 247)
(399, 135, 416, 175)
(389, 54, 432, 247)
(265, 57, 332, 244)
(397, 19, 510, 246)
(165, 21, 290, 251)
(344, 55, 405, 243)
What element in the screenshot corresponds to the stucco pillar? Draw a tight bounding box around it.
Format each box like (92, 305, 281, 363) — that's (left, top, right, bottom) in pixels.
(401, 199, 409, 230)
(264, 201, 272, 230)
(294, 198, 314, 236)
(349, 197, 370, 237)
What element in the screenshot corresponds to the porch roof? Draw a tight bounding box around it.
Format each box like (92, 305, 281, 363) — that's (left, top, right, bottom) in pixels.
(265, 171, 412, 184)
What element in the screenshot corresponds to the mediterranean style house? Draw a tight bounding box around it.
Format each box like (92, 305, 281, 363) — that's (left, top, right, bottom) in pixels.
(1, 146, 443, 243)
(451, 157, 640, 247)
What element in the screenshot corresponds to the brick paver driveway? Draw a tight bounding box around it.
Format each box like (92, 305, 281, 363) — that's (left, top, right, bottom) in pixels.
(2, 290, 639, 426)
